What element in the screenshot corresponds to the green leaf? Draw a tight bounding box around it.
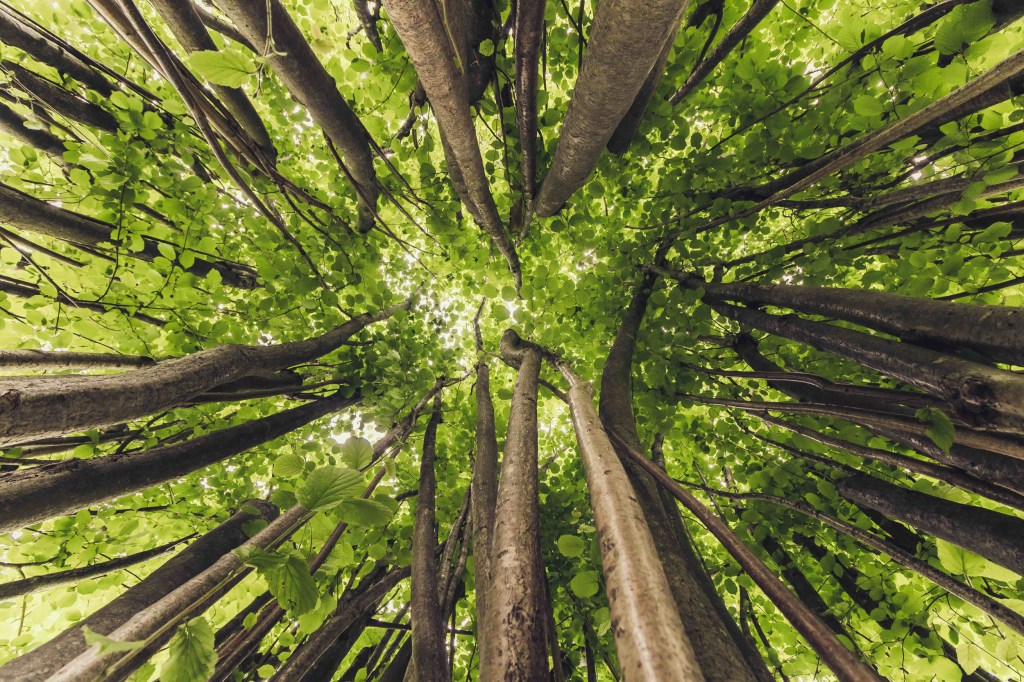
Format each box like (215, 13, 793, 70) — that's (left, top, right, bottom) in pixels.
(241, 548, 319, 614)
(186, 49, 256, 87)
(340, 498, 395, 526)
(478, 39, 494, 57)
(569, 571, 600, 598)
(339, 436, 374, 470)
(852, 96, 883, 117)
(160, 617, 216, 682)
(81, 626, 145, 655)
(297, 466, 364, 511)
(557, 534, 585, 558)
(934, 1, 995, 54)
(273, 453, 304, 478)
(916, 407, 955, 454)
(936, 539, 986, 577)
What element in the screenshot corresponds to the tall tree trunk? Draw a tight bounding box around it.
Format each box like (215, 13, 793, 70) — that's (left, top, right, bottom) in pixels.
(513, 0, 545, 198)
(215, 0, 378, 230)
(148, 0, 276, 160)
(379, 0, 521, 288)
(471, 340, 499, 657)
(837, 474, 1024, 574)
(669, 0, 780, 105)
(0, 100, 66, 158)
(0, 298, 405, 445)
(663, 268, 1024, 366)
(0, 181, 258, 288)
(271, 564, 411, 682)
(0, 393, 357, 532)
(674, 289, 1024, 433)
(479, 335, 547, 680)
(599, 273, 771, 682)
(606, 32, 675, 154)
(534, 0, 689, 216)
(410, 395, 449, 682)
(0, 501, 277, 682)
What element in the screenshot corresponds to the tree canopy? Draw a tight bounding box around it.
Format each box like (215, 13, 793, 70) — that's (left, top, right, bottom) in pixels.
(0, 0, 1023, 680)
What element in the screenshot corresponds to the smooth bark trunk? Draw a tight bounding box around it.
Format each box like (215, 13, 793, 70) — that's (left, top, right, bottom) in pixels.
(0, 299, 403, 445)
(410, 395, 449, 682)
(0, 501, 277, 682)
(534, 0, 688, 216)
(837, 474, 1024, 574)
(480, 337, 547, 680)
(514, 0, 545, 197)
(0, 393, 356, 532)
(216, 0, 378, 230)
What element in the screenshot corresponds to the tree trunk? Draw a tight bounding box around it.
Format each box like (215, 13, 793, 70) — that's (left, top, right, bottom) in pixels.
(534, 0, 688, 216)
(271, 564, 411, 682)
(668, 0, 780, 105)
(837, 474, 1024, 574)
(471, 357, 499, 654)
(148, 0, 276, 160)
(599, 273, 771, 682)
(679, 292, 1024, 433)
(3, 60, 116, 131)
(666, 268, 1024, 366)
(606, 31, 674, 155)
(0, 100, 66, 158)
(0, 181, 258, 289)
(480, 336, 547, 680)
(215, 0, 378, 230)
(379, 0, 521, 288)
(0, 393, 357, 532)
(410, 394, 450, 682)
(513, 0, 545, 197)
(0, 501, 277, 682)
(0, 298, 403, 445)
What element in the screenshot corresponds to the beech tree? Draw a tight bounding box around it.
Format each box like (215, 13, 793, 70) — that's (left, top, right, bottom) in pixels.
(0, 0, 1023, 681)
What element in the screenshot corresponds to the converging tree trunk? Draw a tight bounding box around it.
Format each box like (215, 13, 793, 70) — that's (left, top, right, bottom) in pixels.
(0, 501, 278, 681)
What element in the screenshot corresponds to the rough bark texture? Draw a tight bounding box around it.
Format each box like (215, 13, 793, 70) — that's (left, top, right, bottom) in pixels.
(410, 395, 450, 682)
(0, 299, 402, 444)
(0, 393, 356, 532)
(679, 270, 1024, 366)
(685, 294, 1024, 433)
(48, 504, 310, 682)
(837, 474, 1024, 574)
(0, 501, 278, 682)
(380, 0, 521, 287)
(271, 565, 411, 682)
(216, 0, 378, 230)
(148, 0, 276, 160)
(480, 342, 547, 681)
(599, 275, 771, 682)
(534, 0, 689, 216)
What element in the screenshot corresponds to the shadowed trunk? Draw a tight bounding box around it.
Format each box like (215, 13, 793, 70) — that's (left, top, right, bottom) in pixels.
(0, 392, 357, 533)
(380, 0, 521, 288)
(410, 394, 449, 682)
(535, 0, 689, 216)
(669, 0, 780, 105)
(514, 0, 545, 198)
(599, 273, 771, 682)
(0, 100, 66, 158)
(0, 298, 404, 445)
(216, 0, 378, 230)
(837, 474, 1024, 574)
(148, 0, 276, 160)
(471, 354, 499, 658)
(0, 501, 278, 682)
(480, 335, 547, 680)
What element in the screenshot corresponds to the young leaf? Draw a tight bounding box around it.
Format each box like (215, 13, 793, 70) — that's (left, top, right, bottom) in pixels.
(297, 466, 364, 511)
(556, 534, 585, 558)
(81, 626, 145, 655)
(186, 49, 256, 87)
(916, 408, 955, 454)
(569, 571, 600, 598)
(160, 617, 216, 682)
(339, 436, 374, 470)
(339, 498, 395, 526)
